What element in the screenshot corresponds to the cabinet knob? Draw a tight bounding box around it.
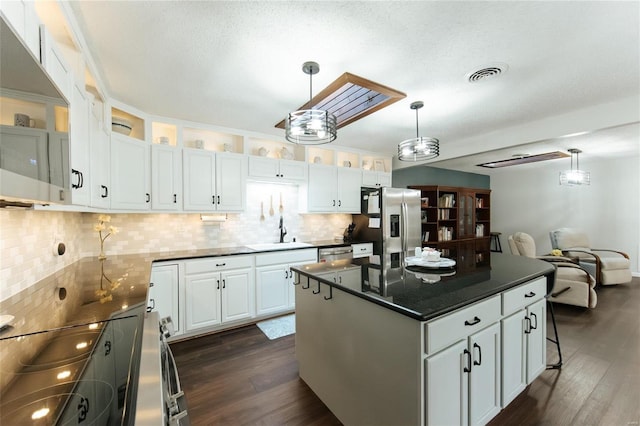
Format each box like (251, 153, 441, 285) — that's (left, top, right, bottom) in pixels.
(101, 185, 108, 198)
(146, 193, 150, 203)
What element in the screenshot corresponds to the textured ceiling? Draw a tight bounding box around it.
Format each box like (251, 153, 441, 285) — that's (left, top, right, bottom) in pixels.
(68, 1, 639, 170)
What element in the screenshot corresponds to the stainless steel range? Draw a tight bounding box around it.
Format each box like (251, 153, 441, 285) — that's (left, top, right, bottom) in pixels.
(0, 256, 152, 425)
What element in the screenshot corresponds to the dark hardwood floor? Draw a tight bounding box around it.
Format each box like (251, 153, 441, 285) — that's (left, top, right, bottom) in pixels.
(171, 277, 640, 425)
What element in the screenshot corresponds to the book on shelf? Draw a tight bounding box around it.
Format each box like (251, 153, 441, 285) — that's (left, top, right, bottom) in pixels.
(475, 223, 485, 237)
(438, 194, 455, 208)
(438, 226, 454, 241)
(422, 231, 430, 242)
(438, 209, 450, 220)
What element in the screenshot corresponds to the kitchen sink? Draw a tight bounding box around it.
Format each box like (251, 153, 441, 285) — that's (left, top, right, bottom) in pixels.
(246, 242, 313, 251)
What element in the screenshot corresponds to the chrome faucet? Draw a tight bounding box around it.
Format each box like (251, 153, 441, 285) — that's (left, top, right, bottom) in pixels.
(279, 215, 287, 243)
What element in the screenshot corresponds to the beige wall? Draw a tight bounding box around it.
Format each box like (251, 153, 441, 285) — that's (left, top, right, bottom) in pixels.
(0, 182, 352, 302)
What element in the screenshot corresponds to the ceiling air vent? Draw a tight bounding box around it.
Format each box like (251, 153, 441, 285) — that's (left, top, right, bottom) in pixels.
(477, 151, 569, 168)
(467, 63, 509, 83)
(276, 72, 406, 130)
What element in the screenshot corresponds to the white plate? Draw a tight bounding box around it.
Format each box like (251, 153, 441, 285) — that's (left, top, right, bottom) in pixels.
(405, 256, 456, 268)
(0, 314, 15, 329)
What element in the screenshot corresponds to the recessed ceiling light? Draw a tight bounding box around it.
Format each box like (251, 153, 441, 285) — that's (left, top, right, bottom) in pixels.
(466, 63, 509, 83)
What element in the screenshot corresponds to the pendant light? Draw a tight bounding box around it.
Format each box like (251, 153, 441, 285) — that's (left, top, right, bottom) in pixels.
(559, 148, 590, 185)
(398, 101, 439, 161)
(285, 61, 337, 145)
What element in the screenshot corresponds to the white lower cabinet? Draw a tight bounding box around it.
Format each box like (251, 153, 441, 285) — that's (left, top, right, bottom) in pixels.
(500, 277, 547, 407)
(150, 251, 321, 338)
(185, 271, 221, 330)
(294, 272, 548, 426)
(255, 264, 290, 315)
(426, 322, 501, 426)
(312, 266, 362, 292)
(184, 256, 254, 332)
(255, 248, 317, 315)
(148, 263, 180, 335)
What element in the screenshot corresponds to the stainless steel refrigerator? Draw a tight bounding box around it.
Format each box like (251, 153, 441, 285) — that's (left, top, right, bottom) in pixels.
(352, 187, 421, 295)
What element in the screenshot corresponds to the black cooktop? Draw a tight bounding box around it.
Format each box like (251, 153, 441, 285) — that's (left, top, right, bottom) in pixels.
(0, 255, 152, 425)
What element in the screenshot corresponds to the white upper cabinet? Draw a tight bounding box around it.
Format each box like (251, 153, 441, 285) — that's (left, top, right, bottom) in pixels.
(362, 170, 391, 188)
(248, 156, 307, 183)
(216, 152, 246, 211)
(110, 133, 150, 210)
(151, 144, 181, 211)
(89, 102, 110, 209)
(39, 24, 71, 102)
(68, 82, 90, 206)
(1, 1, 41, 60)
(183, 149, 246, 212)
(183, 149, 216, 211)
(306, 164, 362, 213)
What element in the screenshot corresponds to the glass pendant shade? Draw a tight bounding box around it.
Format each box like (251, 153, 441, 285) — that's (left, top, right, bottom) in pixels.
(398, 101, 439, 161)
(559, 169, 590, 185)
(559, 148, 590, 185)
(285, 62, 337, 145)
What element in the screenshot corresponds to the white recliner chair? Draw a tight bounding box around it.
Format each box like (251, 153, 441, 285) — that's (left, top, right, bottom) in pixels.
(508, 232, 597, 308)
(549, 228, 632, 286)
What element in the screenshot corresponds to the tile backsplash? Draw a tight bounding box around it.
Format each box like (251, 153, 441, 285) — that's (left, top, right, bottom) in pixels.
(1, 183, 353, 302)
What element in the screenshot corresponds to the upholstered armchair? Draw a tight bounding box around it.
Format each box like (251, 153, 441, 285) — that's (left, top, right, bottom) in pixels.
(508, 232, 597, 308)
(549, 228, 632, 286)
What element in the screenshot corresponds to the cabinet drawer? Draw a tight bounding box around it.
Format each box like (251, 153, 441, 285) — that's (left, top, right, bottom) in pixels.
(255, 248, 317, 266)
(351, 243, 373, 259)
(185, 255, 253, 274)
(425, 295, 501, 355)
(502, 277, 546, 316)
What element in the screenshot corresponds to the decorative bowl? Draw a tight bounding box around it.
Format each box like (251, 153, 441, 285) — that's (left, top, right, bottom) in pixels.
(112, 116, 133, 136)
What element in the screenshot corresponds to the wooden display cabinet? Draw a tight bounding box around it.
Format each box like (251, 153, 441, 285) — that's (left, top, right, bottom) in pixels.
(410, 185, 491, 269)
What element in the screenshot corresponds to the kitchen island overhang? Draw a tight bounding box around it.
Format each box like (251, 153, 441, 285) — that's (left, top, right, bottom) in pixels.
(291, 253, 556, 426)
(292, 253, 556, 321)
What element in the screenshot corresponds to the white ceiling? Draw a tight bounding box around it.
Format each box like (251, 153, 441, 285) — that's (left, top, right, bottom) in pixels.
(67, 1, 639, 172)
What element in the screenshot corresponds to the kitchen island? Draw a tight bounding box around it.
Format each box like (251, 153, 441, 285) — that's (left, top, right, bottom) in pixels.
(292, 254, 555, 426)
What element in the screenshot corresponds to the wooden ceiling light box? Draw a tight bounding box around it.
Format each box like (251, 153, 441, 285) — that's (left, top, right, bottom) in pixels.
(276, 72, 406, 130)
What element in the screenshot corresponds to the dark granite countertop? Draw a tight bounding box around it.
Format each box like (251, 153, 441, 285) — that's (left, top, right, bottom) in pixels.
(149, 239, 352, 262)
(0, 239, 355, 339)
(292, 253, 556, 321)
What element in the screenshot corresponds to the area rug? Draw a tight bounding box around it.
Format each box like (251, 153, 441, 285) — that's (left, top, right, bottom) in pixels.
(256, 314, 295, 340)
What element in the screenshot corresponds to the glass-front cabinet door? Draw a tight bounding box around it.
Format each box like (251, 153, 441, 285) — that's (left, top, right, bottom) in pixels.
(458, 190, 475, 239)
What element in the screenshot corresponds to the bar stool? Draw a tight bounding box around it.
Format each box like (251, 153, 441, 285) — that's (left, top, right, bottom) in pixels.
(490, 232, 502, 252)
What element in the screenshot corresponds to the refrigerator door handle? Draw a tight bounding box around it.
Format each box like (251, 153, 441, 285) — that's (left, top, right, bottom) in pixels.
(401, 202, 408, 255)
